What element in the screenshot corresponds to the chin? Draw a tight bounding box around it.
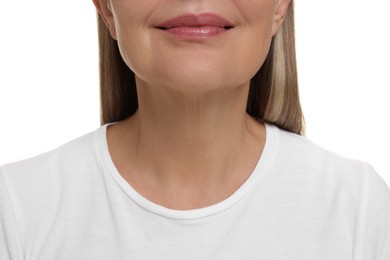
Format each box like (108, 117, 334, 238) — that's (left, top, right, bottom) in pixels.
(154, 69, 236, 93)
(132, 53, 260, 94)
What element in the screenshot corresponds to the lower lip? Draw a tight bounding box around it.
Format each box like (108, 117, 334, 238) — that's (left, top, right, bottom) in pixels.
(159, 26, 230, 40)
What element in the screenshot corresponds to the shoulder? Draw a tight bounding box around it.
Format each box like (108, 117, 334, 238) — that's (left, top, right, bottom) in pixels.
(273, 126, 368, 171)
(271, 125, 390, 212)
(0, 126, 108, 251)
(0, 126, 104, 202)
(1, 128, 99, 176)
(266, 127, 386, 198)
(267, 125, 390, 258)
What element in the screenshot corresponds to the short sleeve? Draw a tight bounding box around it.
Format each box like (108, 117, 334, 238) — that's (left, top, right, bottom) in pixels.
(354, 164, 390, 260)
(0, 169, 24, 260)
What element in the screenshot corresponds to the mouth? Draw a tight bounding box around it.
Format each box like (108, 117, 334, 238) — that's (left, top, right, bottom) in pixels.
(157, 25, 234, 30)
(155, 13, 235, 39)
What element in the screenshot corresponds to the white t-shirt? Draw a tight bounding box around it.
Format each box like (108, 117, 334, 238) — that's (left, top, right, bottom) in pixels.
(1, 123, 390, 260)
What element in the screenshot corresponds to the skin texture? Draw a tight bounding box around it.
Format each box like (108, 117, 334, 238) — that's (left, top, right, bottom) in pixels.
(93, 0, 291, 210)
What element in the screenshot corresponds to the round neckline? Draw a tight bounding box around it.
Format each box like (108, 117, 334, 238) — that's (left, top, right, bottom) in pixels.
(95, 122, 278, 220)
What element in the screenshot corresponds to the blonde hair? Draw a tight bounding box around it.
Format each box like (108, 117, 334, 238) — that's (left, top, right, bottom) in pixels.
(96, 1, 304, 135)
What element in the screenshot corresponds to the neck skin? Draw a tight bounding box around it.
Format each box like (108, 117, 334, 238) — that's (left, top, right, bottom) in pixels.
(107, 78, 266, 210)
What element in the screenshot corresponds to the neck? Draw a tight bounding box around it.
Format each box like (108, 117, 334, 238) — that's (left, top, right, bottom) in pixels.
(107, 79, 265, 208)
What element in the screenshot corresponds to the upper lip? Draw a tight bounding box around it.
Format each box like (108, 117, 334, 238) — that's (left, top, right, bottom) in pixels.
(156, 13, 235, 30)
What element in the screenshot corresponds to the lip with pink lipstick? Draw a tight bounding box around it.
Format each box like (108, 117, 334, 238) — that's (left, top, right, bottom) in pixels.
(155, 13, 235, 40)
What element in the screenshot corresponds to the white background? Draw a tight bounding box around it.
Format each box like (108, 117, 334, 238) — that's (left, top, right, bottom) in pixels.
(0, 1, 389, 186)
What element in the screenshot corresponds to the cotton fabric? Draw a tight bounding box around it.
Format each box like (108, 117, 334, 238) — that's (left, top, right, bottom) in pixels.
(1, 123, 390, 259)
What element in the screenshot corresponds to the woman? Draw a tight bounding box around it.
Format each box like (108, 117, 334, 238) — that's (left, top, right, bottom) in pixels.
(1, 0, 389, 259)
